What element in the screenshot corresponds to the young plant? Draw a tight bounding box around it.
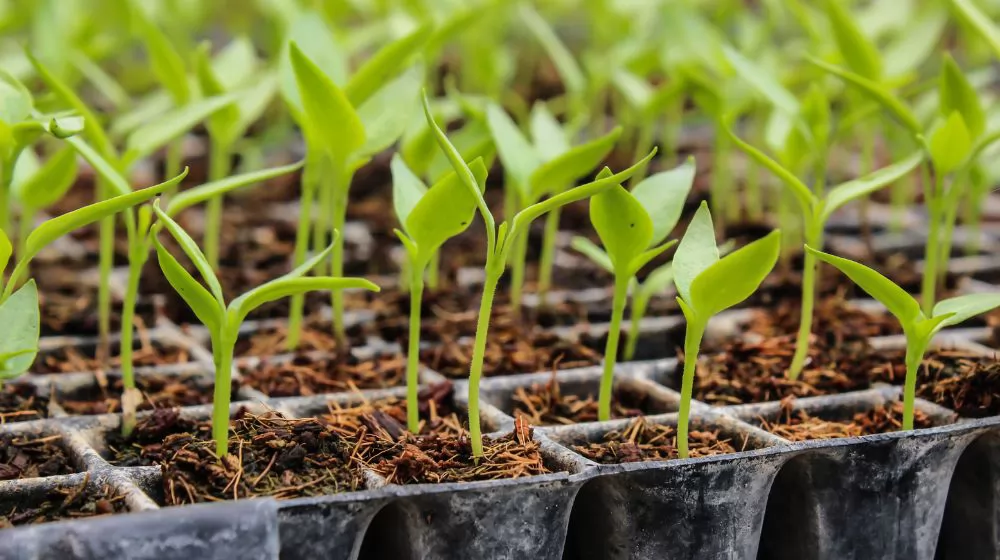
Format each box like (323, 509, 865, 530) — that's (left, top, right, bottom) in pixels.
(569, 158, 695, 420)
(486, 102, 620, 309)
(806, 246, 1000, 430)
(726, 123, 924, 379)
(391, 154, 488, 432)
(426, 93, 656, 457)
(152, 207, 379, 456)
(11, 147, 79, 262)
(673, 203, 781, 458)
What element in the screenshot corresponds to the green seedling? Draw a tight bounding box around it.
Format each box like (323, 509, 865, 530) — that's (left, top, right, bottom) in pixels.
(726, 122, 924, 379)
(673, 202, 781, 458)
(612, 69, 687, 185)
(569, 158, 695, 420)
(426, 92, 656, 457)
(283, 27, 427, 348)
(806, 245, 1000, 430)
(11, 147, 79, 262)
(152, 207, 379, 456)
(486, 102, 620, 310)
(392, 154, 487, 433)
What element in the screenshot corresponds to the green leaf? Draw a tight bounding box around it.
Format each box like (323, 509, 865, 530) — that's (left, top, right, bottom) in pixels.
(529, 127, 621, 200)
(823, 0, 882, 81)
(802, 84, 831, 149)
(530, 103, 569, 161)
(211, 37, 259, 90)
(153, 239, 222, 333)
(805, 245, 923, 326)
(426, 121, 494, 184)
(289, 42, 365, 164)
(630, 157, 696, 246)
(808, 57, 922, 135)
(355, 64, 424, 160)
(165, 160, 305, 217)
(391, 154, 427, 229)
(124, 94, 237, 166)
(0, 281, 38, 379)
(15, 146, 78, 211)
(0, 228, 10, 276)
(590, 182, 653, 273)
(821, 151, 924, 223)
(672, 201, 719, 304)
(195, 45, 241, 146)
(519, 4, 586, 99)
(64, 136, 129, 197)
(612, 69, 653, 111)
(0, 71, 31, 126)
(570, 236, 613, 274)
(279, 11, 347, 116)
(929, 111, 973, 175)
(486, 103, 542, 195)
(722, 45, 799, 115)
(135, 13, 190, 105)
(406, 158, 488, 265)
(939, 54, 985, 139)
(344, 24, 433, 107)
(950, 0, 1000, 60)
(933, 293, 1000, 328)
(689, 230, 781, 317)
(724, 122, 816, 217)
(638, 262, 675, 299)
(629, 239, 679, 277)
(152, 201, 225, 306)
(228, 277, 380, 325)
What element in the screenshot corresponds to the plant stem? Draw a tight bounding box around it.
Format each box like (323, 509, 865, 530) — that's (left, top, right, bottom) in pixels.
(598, 277, 629, 421)
(97, 179, 114, 365)
(710, 123, 733, 233)
(312, 168, 332, 274)
(902, 341, 924, 431)
(468, 263, 503, 459)
(426, 251, 440, 291)
(937, 171, 967, 294)
(509, 228, 528, 314)
(329, 169, 350, 345)
(406, 266, 424, 433)
(204, 140, 230, 270)
(628, 121, 655, 188)
(119, 248, 146, 437)
(921, 171, 944, 315)
(624, 290, 648, 362)
(165, 139, 183, 181)
(537, 206, 560, 306)
(212, 329, 235, 457)
(0, 159, 8, 237)
(677, 319, 705, 459)
(16, 210, 33, 265)
(788, 224, 822, 379)
(287, 151, 321, 350)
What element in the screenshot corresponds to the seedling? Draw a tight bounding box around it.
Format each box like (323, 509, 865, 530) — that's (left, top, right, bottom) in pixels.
(726, 122, 924, 378)
(807, 246, 1000, 430)
(392, 154, 487, 432)
(673, 202, 781, 458)
(570, 158, 695, 420)
(152, 207, 379, 456)
(426, 92, 656, 457)
(486, 102, 620, 309)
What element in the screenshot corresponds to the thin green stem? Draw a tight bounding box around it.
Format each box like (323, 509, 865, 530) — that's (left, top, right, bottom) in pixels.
(16, 209, 32, 265)
(212, 328, 236, 457)
(537, 206, 561, 306)
(624, 290, 648, 362)
(902, 341, 925, 431)
(426, 251, 440, 291)
(677, 318, 706, 459)
(598, 277, 629, 421)
(938, 171, 968, 293)
(287, 152, 321, 350)
(468, 263, 503, 459)
(921, 172, 944, 315)
(0, 159, 8, 236)
(97, 179, 114, 364)
(312, 167, 332, 274)
(119, 247, 146, 437)
(788, 225, 822, 379)
(406, 267, 424, 433)
(509, 228, 528, 314)
(165, 139, 183, 182)
(330, 169, 350, 345)
(711, 123, 734, 232)
(204, 140, 231, 270)
(628, 121, 655, 188)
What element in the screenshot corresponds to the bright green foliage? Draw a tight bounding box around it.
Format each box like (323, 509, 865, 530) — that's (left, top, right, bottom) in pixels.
(807, 246, 1000, 430)
(673, 203, 781, 458)
(0, 224, 37, 382)
(153, 205, 379, 456)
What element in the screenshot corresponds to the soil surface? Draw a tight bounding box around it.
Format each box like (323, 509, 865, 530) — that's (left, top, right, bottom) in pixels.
(756, 399, 937, 441)
(747, 294, 901, 339)
(573, 418, 742, 464)
(0, 433, 75, 480)
(242, 351, 406, 397)
(160, 409, 363, 505)
(233, 323, 368, 357)
(0, 477, 126, 527)
(33, 341, 191, 375)
(421, 326, 601, 379)
(106, 409, 202, 467)
(870, 350, 1000, 418)
(320, 381, 464, 439)
(511, 376, 662, 425)
(0, 384, 49, 424)
(56, 374, 223, 416)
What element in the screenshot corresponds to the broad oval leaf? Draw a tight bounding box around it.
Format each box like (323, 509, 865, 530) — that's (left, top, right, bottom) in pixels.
(929, 111, 972, 175)
(279, 11, 347, 116)
(355, 63, 424, 160)
(933, 293, 1000, 328)
(530, 103, 569, 161)
(529, 127, 621, 200)
(406, 158, 488, 265)
(229, 277, 380, 326)
(15, 147, 78, 210)
(486, 103, 542, 196)
(211, 36, 259, 90)
(808, 57, 921, 135)
(289, 42, 365, 164)
(673, 201, 719, 304)
(152, 201, 224, 305)
(345, 24, 433, 107)
(689, 230, 780, 317)
(806, 245, 923, 326)
(166, 160, 305, 217)
(153, 240, 222, 333)
(821, 151, 924, 223)
(125, 94, 237, 166)
(570, 236, 613, 274)
(0, 280, 38, 379)
(391, 154, 427, 230)
(823, 0, 882, 81)
(590, 183, 653, 273)
(939, 54, 985, 139)
(631, 157, 696, 246)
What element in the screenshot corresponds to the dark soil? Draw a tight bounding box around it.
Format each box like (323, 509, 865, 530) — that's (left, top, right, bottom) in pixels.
(756, 399, 938, 441)
(0, 384, 49, 424)
(572, 418, 742, 464)
(421, 326, 601, 379)
(320, 381, 464, 439)
(747, 294, 902, 339)
(233, 322, 368, 357)
(0, 477, 127, 528)
(679, 335, 882, 405)
(33, 341, 191, 375)
(160, 409, 363, 505)
(511, 375, 661, 425)
(242, 351, 406, 397)
(0, 433, 75, 480)
(106, 409, 202, 467)
(56, 374, 224, 416)
(870, 350, 1000, 418)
